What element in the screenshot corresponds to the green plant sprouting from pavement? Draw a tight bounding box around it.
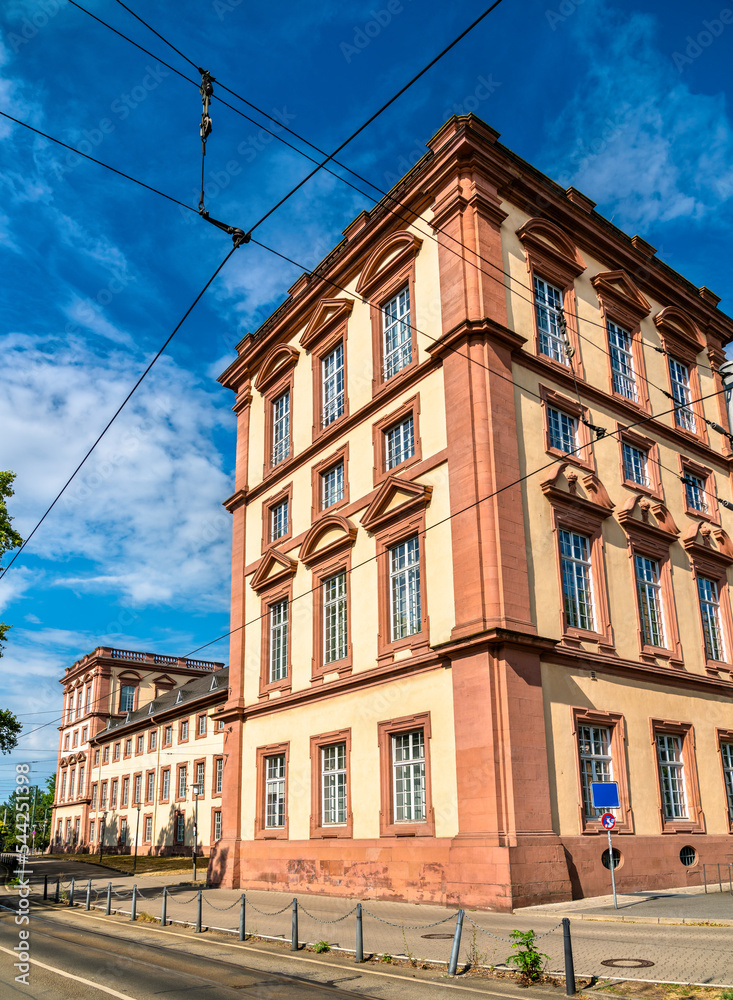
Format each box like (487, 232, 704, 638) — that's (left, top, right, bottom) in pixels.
(506, 928, 548, 983)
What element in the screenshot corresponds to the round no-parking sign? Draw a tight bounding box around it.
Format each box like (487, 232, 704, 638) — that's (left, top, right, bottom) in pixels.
(601, 812, 616, 830)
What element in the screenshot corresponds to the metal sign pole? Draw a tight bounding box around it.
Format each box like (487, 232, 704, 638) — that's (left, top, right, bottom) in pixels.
(608, 827, 618, 909)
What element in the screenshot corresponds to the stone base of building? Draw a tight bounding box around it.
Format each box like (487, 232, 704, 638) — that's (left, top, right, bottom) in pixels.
(208, 834, 733, 909)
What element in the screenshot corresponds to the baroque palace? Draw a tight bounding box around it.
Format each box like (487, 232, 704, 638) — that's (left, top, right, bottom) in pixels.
(53, 115, 733, 910)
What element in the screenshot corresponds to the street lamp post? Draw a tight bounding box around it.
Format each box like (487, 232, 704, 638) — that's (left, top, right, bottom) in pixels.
(192, 783, 203, 882)
(99, 811, 107, 864)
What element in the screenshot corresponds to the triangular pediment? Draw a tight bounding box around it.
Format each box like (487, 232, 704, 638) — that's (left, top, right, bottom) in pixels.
(592, 270, 651, 323)
(250, 547, 298, 592)
(300, 298, 354, 351)
(355, 230, 422, 296)
(299, 515, 357, 566)
(254, 344, 299, 393)
(361, 476, 432, 533)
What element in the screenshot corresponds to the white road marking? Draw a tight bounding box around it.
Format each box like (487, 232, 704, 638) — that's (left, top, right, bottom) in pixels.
(0, 942, 139, 999)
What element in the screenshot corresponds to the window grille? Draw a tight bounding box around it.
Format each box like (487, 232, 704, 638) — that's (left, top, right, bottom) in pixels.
(322, 743, 347, 825)
(656, 733, 688, 819)
(389, 536, 421, 641)
(534, 276, 567, 364)
(560, 530, 595, 631)
(385, 416, 415, 469)
(322, 344, 345, 426)
(322, 462, 345, 509)
(383, 287, 412, 378)
(272, 390, 291, 465)
(578, 725, 612, 818)
(635, 554, 665, 646)
(698, 576, 725, 661)
(608, 321, 637, 400)
(323, 573, 348, 663)
(548, 406, 577, 454)
(269, 599, 289, 682)
(669, 358, 696, 431)
(265, 754, 286, 828)
(392, 730, 426, 822)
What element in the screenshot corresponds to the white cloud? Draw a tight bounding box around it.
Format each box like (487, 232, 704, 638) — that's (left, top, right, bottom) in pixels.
(543, 3, 733, 229)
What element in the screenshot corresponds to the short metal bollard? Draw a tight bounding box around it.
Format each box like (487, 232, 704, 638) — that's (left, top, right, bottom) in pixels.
(106, 881, 112, 916)
(55, 876, 60, 903)
(131, 884, 137, 922)
(562, 918, 576, 996)
(448, 910, 464, 976)
(239, 894, 246, 941)
(291, 897, 298, 951)
(43, 874, 48, 900)
(161, 886, 167, 927)
(355, 902, 363, 963)
(195, 889, 202, 933)
(86, 879, 91, 910)
(69, 877, 75, 907)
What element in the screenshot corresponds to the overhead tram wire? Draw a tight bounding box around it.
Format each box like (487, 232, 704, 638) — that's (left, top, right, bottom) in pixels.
(0, 244, 240, 580)
(74, 0, 718, 377)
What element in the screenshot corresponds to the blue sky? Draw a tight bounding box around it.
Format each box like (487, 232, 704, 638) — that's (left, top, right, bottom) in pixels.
(1, 0, 731, 799)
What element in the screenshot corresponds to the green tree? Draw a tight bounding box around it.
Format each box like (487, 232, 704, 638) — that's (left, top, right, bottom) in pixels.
(1, 471, 24, 755)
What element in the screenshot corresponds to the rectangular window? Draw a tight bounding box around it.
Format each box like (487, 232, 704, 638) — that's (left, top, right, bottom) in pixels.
(622, 442, 649, 487)
(100, 781, 107, 808)
(214, 810, 222, 842)
(144, 816, 152, 842)
(150, 731, 157, 750)
(578, 725, 612, 819)
(270, 499, 289, 542)
(178, 765, 187, 799)
(161, 769, 170, 800)
(72, 731, 79, 748)
(181, 720, 189, 741)
(265, 754, 286, 828)
(389, 536, 421, 641)
(392, 730, 426, 822)
(269, 599, 289, 682)
(113, 742, 120, 761)
(560, 530, 595, 631)
(721, 742, 733, 821)
(119, 684, 135, 713)
(94, 748, 100, 767)
(60, 771, 67, 800)
(534, 276, 566, 365)
(656, 733, 688, 819)
(383, 286, 411, 379)
(124, 739, 131, 757)
(176, 813, 185, 843)
(669, 358, 696, 432)
(134, 774, 142, 805)
(69, 769, 75, 798)
(385, 416, 415, 470)
(198, 714, 207, 736)
(120, 817, 128, 843)
(64, 734, 70, 751)
(635, 554, 666, 647)
(323, 572, 348, 664)
(89, 820, 95, 843)
(82, 727, 88, 743)
(146, 772, 155, 802)
(272, 389, 291, 465)
(698, 576, 725, 661)
(136, 734, 144, 753)
(215, 757, 223, 794)
(110, 779, 118, 808)
(196, 761, 205, 789)
(78, 765, 85, 797)
(321, 743, 347, 825)
(85, 686, 92, 714)
(164, 725, 172, 746)
(103, 745, 110, 763)
(122, 777, 129, 806)
(91, 783, 97, 808)
(322, 343, 345, 426)
(684, 474, 708, 513)
(322, 461, 345, 509)
(608, 321, 637, 400)
(548, 406, 577, 454)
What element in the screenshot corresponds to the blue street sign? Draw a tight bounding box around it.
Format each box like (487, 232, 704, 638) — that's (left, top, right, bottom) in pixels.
(591, 781, 620, 809)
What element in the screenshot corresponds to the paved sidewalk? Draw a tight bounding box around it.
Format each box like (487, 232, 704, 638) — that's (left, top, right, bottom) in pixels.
(15, 857, 733, 986)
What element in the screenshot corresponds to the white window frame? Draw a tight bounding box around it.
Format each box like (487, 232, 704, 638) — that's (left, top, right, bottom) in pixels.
(534, 275, 567, 365)
(120, 685, 135, 713)
(215, 757, 223, 794)
(684, 473, 708, 513)
(721, 742, 733, 821)
(134, 774, 142, 805)
(214, 810, 222, 841)
(321, 743, 347, 825)
(269, 598, 289, 682)
(198, 714, 207, 736)
(161, 769, 170, 800)
(382, 286, 412, 379)
(385, 416, 415, 470)
(323, 572, 348, 664)
(265, 754, 286, 828)
(656, 733, 688, 820)
(578, 725, 613, 819)
(389, 536, 421, 641)
(270, 499, 289, 542)
(607, 320, 637, 400)
(669, 357, 696, 432)
(272, 389, 291, 465)
(196, 761, 205, 788)
(110, 778, 117, 808)
(698, 576, 725, 661)
(635, 554, 666, 647)
(392, 729, 426, 823)
(322, 461, 345, 509)
(144, 816, 152, 842)
(560, 530, 595, 631)
(122, 777, 129, 806)
(146, 772, 155, 802)
(322, 343, 345, 426)
(178, 766, 187, 799)
(622, 442, 649, 487)
(547, 406, 577, 455)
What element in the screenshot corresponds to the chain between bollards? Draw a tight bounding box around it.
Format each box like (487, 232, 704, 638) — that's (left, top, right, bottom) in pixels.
(239, 894, 246, 941)
(131, 884, 137, 922)
(196, 889, 202, 933)
(85, 878, 91, 910)
(448, 909, 464, 976)
(355, 902, 363, 963)
(562, 917, 576, 996)
(291, 897, 298, 951)
(161, 886, 167, 926)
